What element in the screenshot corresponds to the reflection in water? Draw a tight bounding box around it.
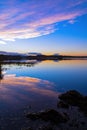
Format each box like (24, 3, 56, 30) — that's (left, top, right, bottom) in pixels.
(0, 64, 3, 80)
(0, 74, 58, 110)
(1, 59, 41, 66)
(0, 60, 41, 80)
(0, 61, 60, 130)
(0, 60, 87, 129)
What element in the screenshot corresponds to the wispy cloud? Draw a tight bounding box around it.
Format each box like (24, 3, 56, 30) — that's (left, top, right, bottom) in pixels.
(0, 40, 6, 44)
(0, 0, 87, 42)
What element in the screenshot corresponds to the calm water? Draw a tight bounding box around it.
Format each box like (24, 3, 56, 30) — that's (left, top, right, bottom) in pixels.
(0, 60, 87, 129)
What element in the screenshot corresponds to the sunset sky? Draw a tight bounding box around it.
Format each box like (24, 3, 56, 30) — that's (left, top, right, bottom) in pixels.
(0, 0, 87, 55)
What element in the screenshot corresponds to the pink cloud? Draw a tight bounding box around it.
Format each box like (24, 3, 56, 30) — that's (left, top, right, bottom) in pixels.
(0, 0, 87, 42)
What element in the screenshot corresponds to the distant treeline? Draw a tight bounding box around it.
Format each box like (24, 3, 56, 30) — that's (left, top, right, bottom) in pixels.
(0, 55, 24, 61)
(0, 54, 87, 61)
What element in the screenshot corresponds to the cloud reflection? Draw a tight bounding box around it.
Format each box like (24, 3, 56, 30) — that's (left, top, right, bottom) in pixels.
(0, 75, 58, 108)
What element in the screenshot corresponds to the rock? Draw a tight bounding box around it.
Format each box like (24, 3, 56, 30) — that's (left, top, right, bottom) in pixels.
(26, 109, 69, 124)
(57, 100, 69, 109)
(79, 96, 87, 114)
(58, 90, 87, 115)
(58, 90, 83, 106)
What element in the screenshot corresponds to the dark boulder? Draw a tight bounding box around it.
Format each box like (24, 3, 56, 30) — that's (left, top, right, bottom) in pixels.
(59, 90, 83, 106)
(79, 96, 87, 114)
(58, 90, 87, 115)
(26, 109, 69, 124)
(57, 100, 69, 109)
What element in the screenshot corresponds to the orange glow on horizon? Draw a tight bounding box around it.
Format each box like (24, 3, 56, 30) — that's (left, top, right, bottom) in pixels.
(43, 51, 87, 56)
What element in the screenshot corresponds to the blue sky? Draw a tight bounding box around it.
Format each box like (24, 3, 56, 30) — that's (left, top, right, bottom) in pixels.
(0, 0, 87, 55)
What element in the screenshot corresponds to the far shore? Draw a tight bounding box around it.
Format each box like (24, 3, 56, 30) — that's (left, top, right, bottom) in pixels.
(0, 54, 87, 61)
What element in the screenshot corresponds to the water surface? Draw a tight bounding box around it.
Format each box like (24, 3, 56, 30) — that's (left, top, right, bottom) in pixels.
(0, 60, 87, 129)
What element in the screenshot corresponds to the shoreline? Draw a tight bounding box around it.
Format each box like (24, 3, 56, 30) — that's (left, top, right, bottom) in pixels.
(0, 54, 87, 61)
(23, 90, 87, 130)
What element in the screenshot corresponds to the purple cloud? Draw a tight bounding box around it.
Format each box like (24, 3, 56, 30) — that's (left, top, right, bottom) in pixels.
(0, 0, 87, 43)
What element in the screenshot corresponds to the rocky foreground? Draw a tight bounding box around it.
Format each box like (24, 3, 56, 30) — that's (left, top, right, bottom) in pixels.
(22, 90, 87, 130)
(58, 90, 87, 115)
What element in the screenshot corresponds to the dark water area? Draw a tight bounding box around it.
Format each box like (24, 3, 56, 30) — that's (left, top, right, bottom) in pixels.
(0, 60, 87, 130)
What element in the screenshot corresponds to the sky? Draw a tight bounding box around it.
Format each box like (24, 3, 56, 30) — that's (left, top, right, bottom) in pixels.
(0, 0, 87, 55)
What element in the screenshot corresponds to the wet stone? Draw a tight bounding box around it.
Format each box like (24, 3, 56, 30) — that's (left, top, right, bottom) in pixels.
(26, 109, 69, 124)
(58, 90, 87, 115)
